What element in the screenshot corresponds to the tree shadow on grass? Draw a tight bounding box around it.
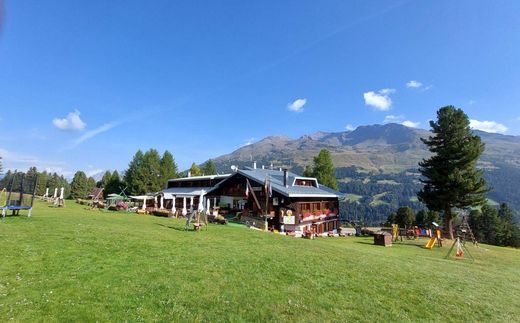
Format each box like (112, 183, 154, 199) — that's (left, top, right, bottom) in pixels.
(154, 222, 204, 232)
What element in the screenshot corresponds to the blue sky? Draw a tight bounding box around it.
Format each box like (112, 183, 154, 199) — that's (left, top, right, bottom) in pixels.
(1, 1, 520, 177)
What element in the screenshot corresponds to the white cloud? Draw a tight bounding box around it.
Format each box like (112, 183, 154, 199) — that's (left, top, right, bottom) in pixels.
(469, 119, 508, 134)
(52, 110, 86, 131)
(401, 120, 420, 128)
(406, 80, 422, 88)
(383, 115, 420, 128)
(363, 89, 394, 111)
(71, 122, 118, 147)
(345, 124, 355, 131)
(287, 98, 307, 112)
(383, 115, 404, 123)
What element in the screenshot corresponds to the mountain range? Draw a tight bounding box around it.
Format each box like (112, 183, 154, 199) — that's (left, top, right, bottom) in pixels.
(212, 123, 520, 223)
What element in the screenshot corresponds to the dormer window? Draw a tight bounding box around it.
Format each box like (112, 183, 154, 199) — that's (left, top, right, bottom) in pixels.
(293, 177, 318, 187)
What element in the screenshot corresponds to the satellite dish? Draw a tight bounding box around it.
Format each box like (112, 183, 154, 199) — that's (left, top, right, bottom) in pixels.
(230, 165, 237, 172)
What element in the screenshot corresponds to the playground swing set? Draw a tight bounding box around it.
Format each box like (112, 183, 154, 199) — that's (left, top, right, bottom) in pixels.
(1, 172, 38, 218)
(390, 211, 478, 261)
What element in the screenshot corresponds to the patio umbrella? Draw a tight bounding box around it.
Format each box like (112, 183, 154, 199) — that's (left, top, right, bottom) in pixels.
(59, 187, 64, 199)
(53, 188, 58, 199)
(190, 196, 194, 208)
(44, 187, 49, 198)
(171, 196, 176, 213)
(206, 198, 211, 215)
(160, 195, 164, 209)
(142, 196, 147, 210)
(182, 197, 187, 216)
(198, 193, 204, 212)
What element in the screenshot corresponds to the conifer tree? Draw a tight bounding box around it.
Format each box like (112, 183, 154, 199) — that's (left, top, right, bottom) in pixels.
(70, 171, 89, 199)
(418, 106, 489, 239)
(36, 171, 49, 196)
(302, 165, 313, 177)
(87, 177, 96, 192)
(160, 151, 178, 182)
(98, 171, 112, 188)
(189, 163, 203, 177)
(106, 171, 122, 196)
(124, 150, 145, 195)
(202, 159, 217, 175)
(142, 149, 163, 193)
(311, 149, 338, 190)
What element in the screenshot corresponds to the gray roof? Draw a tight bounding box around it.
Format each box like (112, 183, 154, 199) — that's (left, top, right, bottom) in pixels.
(167, 174, 230, 183)
(208, 168, 341, 198)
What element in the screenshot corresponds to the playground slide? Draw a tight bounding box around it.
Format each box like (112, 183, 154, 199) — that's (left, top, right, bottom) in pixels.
(425, 237, 437, 249)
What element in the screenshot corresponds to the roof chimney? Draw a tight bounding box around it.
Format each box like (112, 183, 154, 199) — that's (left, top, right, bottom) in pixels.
(283, 168, 289, 188)
(253, 161, 257, 169)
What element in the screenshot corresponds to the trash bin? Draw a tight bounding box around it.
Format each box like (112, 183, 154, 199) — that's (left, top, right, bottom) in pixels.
(374, 231, 392, 247)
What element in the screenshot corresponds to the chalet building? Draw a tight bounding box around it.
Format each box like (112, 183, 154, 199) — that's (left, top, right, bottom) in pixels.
(206, 167, 341, 235)
(158, 174, 230, 214)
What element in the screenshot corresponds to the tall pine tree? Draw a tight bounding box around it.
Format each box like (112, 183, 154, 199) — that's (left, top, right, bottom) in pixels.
(418, 106, 489, 239)
(160, 151, 178, 183)
(189, 163, 203, 177)
(98, 171, 112, 188)
(310, 149, 338, 190)
(106, 171, 122, 196)
(124, 150, 145, 195)
(202, 159, 217, 175)
(70, 171, 89, 199)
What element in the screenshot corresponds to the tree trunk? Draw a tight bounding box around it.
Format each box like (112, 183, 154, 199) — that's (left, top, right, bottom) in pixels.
(444, 208, 454, 240)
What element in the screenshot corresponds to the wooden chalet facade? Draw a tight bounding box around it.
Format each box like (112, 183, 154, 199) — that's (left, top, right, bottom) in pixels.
(206, 167, 341, 235)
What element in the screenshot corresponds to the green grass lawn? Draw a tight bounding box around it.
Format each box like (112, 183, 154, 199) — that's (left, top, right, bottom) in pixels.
(369, 192, 390, 206)
(345, 193, 363, 203)
(1, 200, 519, 322)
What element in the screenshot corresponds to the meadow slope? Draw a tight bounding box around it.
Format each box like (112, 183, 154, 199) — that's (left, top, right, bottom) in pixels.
(0, 201, 519, 322)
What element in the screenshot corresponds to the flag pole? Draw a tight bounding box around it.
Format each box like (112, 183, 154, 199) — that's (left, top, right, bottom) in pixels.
(264, 175, 270, 231)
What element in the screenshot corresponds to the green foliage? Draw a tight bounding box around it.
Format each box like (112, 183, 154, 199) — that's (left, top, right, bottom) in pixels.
(70, 171, 89, 199)
(468, 203, 520, 248)
(386, 212, 396, 225)
(418, 106, 489, 238)
(160, 150, 178, 181)
(124, 149, 179, 195)
(469, 203, 520, 247)
(302, 165, 313, 177)
(105, 171, 123, 196)
(415, 209, 427, 226)
(35, 171, 49, 196)
(202, 159, 217, 175)
(98, 171, 112, 189)
(395, 206, 415, 228)
(307, 149, 338, 190)
(189, 162, 203, 177)
(124, 150, 145, 195)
